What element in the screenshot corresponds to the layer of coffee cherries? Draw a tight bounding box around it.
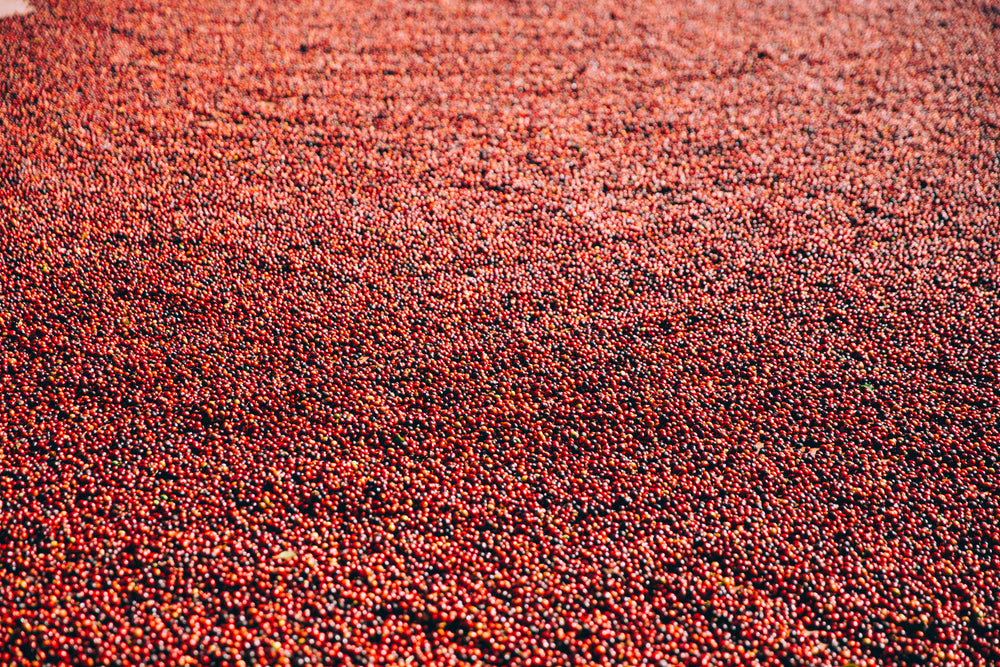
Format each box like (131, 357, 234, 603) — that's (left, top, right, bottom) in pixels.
(1, 0, 998, 665)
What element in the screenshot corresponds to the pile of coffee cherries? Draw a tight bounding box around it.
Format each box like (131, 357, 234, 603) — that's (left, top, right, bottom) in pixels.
(1, 0, 998, 665)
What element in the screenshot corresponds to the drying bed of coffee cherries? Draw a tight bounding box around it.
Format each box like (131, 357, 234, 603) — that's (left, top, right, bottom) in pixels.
(1, 0, 998, 665)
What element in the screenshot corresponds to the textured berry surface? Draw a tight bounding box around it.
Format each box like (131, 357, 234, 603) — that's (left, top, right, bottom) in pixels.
(1, 1, 999, 665)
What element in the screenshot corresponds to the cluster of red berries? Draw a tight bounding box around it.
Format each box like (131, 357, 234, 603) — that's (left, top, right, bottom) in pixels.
(1, 0, 999, 665)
